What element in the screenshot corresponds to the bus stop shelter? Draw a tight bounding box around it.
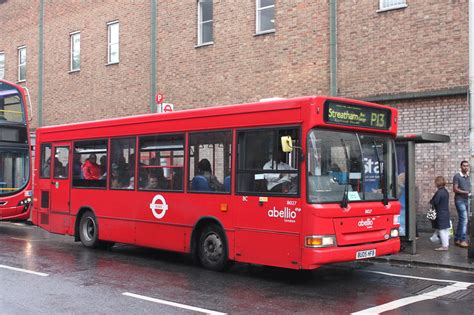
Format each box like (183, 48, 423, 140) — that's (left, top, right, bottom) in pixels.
(395, 132, 450, 255)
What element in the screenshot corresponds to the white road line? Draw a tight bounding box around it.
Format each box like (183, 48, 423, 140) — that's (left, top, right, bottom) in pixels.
(123, 292, 227, 315)
(0, 264, 49, 277)
(363, 270, 473, 285)
(351, 270, 473, 314)
(352, 282, 471, 315)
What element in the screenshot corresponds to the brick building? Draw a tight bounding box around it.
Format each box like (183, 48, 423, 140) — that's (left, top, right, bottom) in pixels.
(0, 0, 469, 218)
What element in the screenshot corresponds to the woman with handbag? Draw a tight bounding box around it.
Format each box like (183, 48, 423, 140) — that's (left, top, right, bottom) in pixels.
(429, 176, 451, 251)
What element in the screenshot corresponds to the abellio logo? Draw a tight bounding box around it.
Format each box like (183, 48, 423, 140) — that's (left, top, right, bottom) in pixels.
(268, 206, 299, 223)
(358, 218, 374, 228)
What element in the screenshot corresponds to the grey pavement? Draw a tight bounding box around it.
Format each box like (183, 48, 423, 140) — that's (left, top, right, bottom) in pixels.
(372, 232, 474, 272)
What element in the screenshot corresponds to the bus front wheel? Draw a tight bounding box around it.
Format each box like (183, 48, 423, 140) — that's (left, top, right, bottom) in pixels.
(198, 224, 228, 271)
(79, 211, 100, 248)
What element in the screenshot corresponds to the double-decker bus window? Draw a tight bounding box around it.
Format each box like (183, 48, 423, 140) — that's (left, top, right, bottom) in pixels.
(73, 139, 108, 188)
(40, 144, 52, 179)
(110, 137, 136, 190)
(0, 90, 25, 123)
(53, 147, 69, 179)
(188, 131, 232, 193)
(138, 134, 184, 191)
(0, 148, 29, 196)
(237, 127, 299, 195)
(307, 129, 396, 203)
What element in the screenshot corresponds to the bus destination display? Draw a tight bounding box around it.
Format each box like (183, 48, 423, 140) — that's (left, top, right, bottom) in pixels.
(324, 101, 391, 130)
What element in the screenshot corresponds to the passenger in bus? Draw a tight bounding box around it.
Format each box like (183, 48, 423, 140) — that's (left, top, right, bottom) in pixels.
(42, 157, 51, 177)
(82, 154, 100, 180)
(99, 155, 107, 177)
(263, 150, 296, 192)
(197, 158, 223, 191)
(54, 157, 65, 177)
(110, 171, 122, 189)
(73, 154, 82, 179)
(145, 171, 167, 190)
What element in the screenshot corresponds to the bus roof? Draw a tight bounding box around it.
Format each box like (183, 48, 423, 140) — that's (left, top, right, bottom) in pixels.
(37, 95, 395, 135)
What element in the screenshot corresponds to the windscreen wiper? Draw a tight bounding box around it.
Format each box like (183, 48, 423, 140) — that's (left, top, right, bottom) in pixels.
(372, 140, 388, 206)
(340, 139, 350, 208)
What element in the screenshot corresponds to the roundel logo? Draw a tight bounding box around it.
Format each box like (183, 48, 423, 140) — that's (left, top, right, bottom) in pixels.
(149, 194, 169, 219)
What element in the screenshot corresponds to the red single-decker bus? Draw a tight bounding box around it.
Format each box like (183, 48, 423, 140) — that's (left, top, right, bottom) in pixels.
(33, 96, 400, 270)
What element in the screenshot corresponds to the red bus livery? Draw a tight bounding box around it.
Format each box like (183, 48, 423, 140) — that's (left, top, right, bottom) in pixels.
(33, 96, 400, 270)
(0, 80, 33, 221)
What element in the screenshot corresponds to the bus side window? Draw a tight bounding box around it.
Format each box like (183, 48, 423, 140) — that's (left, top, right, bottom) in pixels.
(188, 130, 232, 193)
(72, 139, 108, 188)
(39, 144, 52, 178)
(138, 134, 185, 192)
(110, 137, 136, 190)
(236, 127, 300, 195)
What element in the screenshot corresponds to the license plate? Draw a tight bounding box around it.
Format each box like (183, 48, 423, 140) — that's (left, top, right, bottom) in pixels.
(356, 249, 376, 260)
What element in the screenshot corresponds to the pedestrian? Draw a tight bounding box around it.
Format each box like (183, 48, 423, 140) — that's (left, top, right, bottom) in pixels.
(430, 176, 450, 251)
(452, 160, 471, 248)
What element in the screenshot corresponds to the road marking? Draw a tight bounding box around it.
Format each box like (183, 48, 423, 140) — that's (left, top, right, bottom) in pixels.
(10, 237, 49, 242)
(351, 270, 472, 314)
(123, 292, 227, 315)
(0, 264, 49, 277)
(352, 282, 471, 315)
(364, 270, 473, 285)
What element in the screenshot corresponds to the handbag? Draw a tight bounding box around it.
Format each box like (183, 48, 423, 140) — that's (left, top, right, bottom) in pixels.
(426, 205, 437, 221)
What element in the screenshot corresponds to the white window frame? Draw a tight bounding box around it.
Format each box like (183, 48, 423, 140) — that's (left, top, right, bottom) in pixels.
(17, 46, 26, 82)
(70, 31, 81, 72)
(378, 0, 407, 12)
(256, 0, 275, 35)
(197, 0, 213, 46)
(0, 52, 5, 79)
(107, 21, 119, 64)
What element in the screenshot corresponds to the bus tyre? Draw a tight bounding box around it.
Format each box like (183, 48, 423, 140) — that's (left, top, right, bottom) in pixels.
(198, 224, 228, 271)
(79, 211, 100, 248)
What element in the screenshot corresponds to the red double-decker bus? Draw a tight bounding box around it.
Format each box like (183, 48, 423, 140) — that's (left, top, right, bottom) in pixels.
(32, 96, 400, 270)
(0, 80, 33, 221)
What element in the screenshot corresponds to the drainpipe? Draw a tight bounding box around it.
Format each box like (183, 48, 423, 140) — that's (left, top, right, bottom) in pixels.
(329, 0, 337, 96)
(468, 0, 474, 260)
(150, 0, 157, 113)
(37, 0, 44, 126)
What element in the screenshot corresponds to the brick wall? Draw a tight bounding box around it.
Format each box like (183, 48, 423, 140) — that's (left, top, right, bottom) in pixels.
(0, 0, 39, 127)
(41, 1, 151, 126)
(338, 0, 468, 98)
(156, 0, 330, 109)
(386, 95, 469, 228)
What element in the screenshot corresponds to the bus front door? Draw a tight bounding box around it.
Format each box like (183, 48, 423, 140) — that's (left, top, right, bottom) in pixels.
(49, 143, 72, 233)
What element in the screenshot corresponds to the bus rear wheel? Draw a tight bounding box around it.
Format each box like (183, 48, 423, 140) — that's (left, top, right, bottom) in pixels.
(198, 224, 228, 271)
(79, 211, 100, 248)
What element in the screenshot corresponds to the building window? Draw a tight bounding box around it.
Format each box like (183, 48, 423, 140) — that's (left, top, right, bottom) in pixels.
(70, 32, 80, 71)
(0, 53, 5, 79)
(256, 0, 275, 34)
(18, 46, 26, 82)
(197, 0, 213, 45)
(107, 21, 119, 64)
(379, 0, 407, 11)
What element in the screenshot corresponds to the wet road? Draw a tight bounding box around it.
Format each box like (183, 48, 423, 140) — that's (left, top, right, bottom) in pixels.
(1, 221, 473, 314)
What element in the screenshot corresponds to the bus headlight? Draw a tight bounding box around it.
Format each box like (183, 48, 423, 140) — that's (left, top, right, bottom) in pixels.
(390, 228, 399, 238)
(305, 235, 336, 248)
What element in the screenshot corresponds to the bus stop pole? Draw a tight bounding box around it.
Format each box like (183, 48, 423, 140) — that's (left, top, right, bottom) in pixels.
(468, 0, 474, 262)
(407, 141, 417, 255)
